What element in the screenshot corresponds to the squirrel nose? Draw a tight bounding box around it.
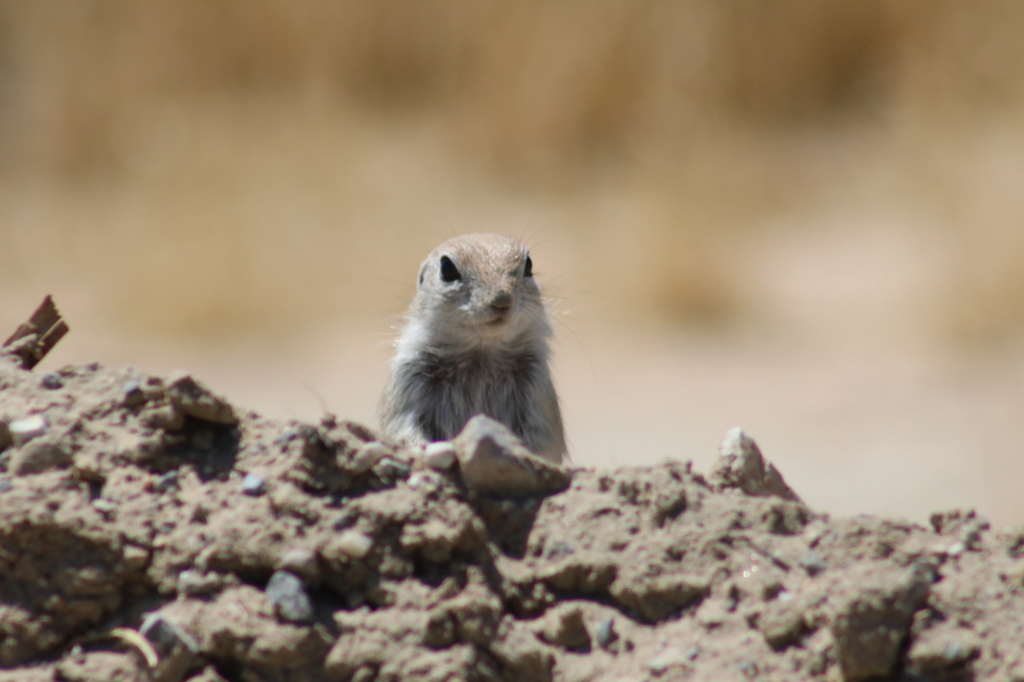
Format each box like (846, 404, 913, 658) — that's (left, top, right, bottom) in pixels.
(490, 291, 513, 311)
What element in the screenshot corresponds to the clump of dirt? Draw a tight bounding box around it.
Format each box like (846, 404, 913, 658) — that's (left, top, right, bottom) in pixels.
(1, 353, 1023, 682)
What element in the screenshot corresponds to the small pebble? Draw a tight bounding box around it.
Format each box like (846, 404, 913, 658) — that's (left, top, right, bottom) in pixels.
(596, 618, 618, 649)
(739, 660, 759, 678)
(424, 441, 456, 470)
(122, 380, 146, 408)
(140, 612, 199, 658)
(266, 570, 314, 623)
(334, 530, 374, 559)
(9, 415, 48, 446)
(274, 430, 299, 447)
(352, 442, 387, 474)
(647, 648, 689, 674)
(408, 471, 442, 493)
(242, 473, 266, 496)
(91, 498, 117, 514)
(280, 548, 320, 582)
(377, 457, 410, 481)
(155, 470, 180, 492)
(41, 373, 63, 390)
(332, 510, 357, 531)
(545, 540, 576, 560)
(177, 569, 225, 597)
(798, 549, 826, 576)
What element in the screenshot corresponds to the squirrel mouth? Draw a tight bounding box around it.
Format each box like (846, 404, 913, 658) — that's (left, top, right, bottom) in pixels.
(484, 311, 510, 327)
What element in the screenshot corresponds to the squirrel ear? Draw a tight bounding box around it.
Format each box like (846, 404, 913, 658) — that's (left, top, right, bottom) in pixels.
(439, 255, 461, 283)
(524, 255, 533, 278)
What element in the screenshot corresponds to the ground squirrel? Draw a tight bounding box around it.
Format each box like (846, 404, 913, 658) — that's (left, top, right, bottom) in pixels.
(380, 233, 566, 463)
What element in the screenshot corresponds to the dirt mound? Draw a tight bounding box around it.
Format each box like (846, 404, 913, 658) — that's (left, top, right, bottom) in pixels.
(1, 353, 1022, 681)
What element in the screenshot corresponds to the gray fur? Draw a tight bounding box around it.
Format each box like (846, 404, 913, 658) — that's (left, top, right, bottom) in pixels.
(380, 234, 566, 462)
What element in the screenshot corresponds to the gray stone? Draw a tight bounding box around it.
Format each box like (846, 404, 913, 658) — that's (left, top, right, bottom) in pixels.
(241, 473, 265, 496)
(165, 372, 237, 425)
(10, 435, 72, 475)
(907, 625, 981, 675)
(538, 603, 591, 652)
(798, 549, 827, 576)
(140, 613, 198, 682)
(453, 415, 571, 497)
(710, 427, 801, 502)
(122, 380, 147, 408)
(595, 617, 618, 650)
(830, 563, 932, 681)
(266, 569, 315, 623)
(610, 572, 710, 622)
(155, 471, 180, 492)
(177, 570, 227, 597)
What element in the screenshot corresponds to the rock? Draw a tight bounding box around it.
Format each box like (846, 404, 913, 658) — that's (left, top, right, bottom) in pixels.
(377, 457, 410, 482)
(140, 613, 198, 682)
(401, 519, 460, 564)
(595, 617, 618, 650)
(8, 414, 48, 446)
(90, 498, 117, 515)
(710, 427, 801, 501)
(489, 623, 554, 682)
(829, 563, 933, 681)
(906, 625, 981, 675)
(241, 473, 266, 496)
(453, 415, 571, 497)
(538, 603, 591, 652)
(647, 647, 691, 675)
(407, 471, 442, 494)
(424, 441, 456, 470)
(122, 380, 147, 408)
(40, 373, 63, 390)
(177, 570, 228, 597)
(165, 373, 237, 426)
(279, 547, 320, 583)
(9, 435, 72, 475)
(155, 471, 180, 492)
(758, 598, 810, 650)
(143, 404, 185, 431)
(798, 549, 827, 576)
(266, 570, 314, 624)
(610, 573, 710, 623)
(352, 441, 388, 474)
(329, 530, 374, 560)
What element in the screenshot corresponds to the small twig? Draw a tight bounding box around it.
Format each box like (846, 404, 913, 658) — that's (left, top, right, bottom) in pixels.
(76, 627, 160, 669)
(2, 295, 69, 369)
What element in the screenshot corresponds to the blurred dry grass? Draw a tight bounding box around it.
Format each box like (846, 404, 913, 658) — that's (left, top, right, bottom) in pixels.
(1, 1, 1024, 343)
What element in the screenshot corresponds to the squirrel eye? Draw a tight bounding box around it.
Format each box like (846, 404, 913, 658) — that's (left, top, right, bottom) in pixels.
(439, 255, 461, 282)
(523, 255, 533, 278)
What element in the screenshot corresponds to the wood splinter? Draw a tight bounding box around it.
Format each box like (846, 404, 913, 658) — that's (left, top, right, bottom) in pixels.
(2, 295, 69, 370)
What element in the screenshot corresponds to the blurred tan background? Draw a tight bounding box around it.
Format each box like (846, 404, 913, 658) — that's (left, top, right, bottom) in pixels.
(3, 2, 1024, 525)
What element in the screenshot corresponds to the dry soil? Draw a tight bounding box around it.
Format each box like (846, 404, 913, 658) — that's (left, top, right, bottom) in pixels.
(1, 352, 1022, 682)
